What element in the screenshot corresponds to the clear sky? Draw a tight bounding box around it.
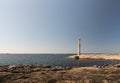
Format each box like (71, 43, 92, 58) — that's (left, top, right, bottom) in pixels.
(0, 0, 120, 53)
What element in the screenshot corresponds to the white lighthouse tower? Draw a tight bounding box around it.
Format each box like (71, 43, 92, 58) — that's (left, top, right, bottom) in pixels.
(68, 38, 81, 59)
(77, 38, 81, 56)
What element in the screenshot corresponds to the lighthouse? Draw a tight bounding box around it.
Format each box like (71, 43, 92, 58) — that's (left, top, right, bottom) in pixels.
(77, 38, 81, 56)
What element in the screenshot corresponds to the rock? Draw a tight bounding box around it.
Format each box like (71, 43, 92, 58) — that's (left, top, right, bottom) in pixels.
(32, 68, 41, 72)
(97, 66, 102, 68)
(11, 70, 20, 73)
(0, 69, 4, 72)
(8, 65, 17, 69)
(114, 64, 120, 68)
(108, 64, 114, 68)
(47, 79, 57, 83)
(103, 64, 109, 66)
(22, 64, 30, 66)
(22, 64, 32, 68)
(51, 66, 64, 71)
(44, 68, 50, 71)
(102, 80, 109, 83)
(85, 79, 92, 83)
(113, 81, 118, 83)
(21, 75, 30, 79)
(2, 68, 8, 72)
(51, 68, 58, 71)
(54, 66, 64, 70)
(42, 65, 51, 68)
(40, 71, 46, 74)
(34, 64, 42, 67)
(65, 66, 71, 70)
(93, 65, 97, 68)
(60, 71, 66, 74)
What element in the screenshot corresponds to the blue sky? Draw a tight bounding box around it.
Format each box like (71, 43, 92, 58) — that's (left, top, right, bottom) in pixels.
(0, 0, 120, 53)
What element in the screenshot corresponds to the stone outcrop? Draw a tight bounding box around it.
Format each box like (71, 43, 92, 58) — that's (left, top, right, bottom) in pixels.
(0, 63, 119, 83)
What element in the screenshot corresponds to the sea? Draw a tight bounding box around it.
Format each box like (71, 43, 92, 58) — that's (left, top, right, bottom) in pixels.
(0, 54, 118, 67)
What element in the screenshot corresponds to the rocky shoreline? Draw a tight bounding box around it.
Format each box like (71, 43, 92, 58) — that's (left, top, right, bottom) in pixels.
(0, 63, 120, 83)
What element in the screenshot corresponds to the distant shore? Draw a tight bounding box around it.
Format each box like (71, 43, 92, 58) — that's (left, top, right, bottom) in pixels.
(0, 63, 120, 83)
(68, 54, 120, 60)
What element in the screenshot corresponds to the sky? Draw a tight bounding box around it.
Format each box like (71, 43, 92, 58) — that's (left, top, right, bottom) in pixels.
(0, 0, 120, 53)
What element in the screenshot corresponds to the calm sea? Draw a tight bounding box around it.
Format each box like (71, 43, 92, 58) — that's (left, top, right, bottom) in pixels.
(0, 54, 118, 67)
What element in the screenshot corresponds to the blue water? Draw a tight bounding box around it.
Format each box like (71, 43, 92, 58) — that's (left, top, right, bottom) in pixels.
(0, 54, 117, 67)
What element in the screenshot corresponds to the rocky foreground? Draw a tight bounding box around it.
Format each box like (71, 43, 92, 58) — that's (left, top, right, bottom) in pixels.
(0, 64, 120, 83)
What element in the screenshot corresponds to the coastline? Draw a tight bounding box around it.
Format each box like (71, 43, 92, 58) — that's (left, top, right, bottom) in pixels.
(68, 54, 120, 60)
(0, 63, 120, 83)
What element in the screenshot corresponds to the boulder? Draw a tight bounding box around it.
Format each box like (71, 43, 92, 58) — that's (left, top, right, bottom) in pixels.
(8, 65, 17, 69)
(32, 68, 41, 72)
(114, 63, 120, 68)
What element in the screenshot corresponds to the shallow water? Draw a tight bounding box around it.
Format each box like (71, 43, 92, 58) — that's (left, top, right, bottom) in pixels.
(0, 54, 118, 67)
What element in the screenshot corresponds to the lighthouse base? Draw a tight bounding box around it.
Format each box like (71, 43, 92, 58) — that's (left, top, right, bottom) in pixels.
(75, 56, 79, 59)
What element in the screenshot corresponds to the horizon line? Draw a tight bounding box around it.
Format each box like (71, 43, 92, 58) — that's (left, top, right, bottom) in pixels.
(0, 52, 119, 54)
